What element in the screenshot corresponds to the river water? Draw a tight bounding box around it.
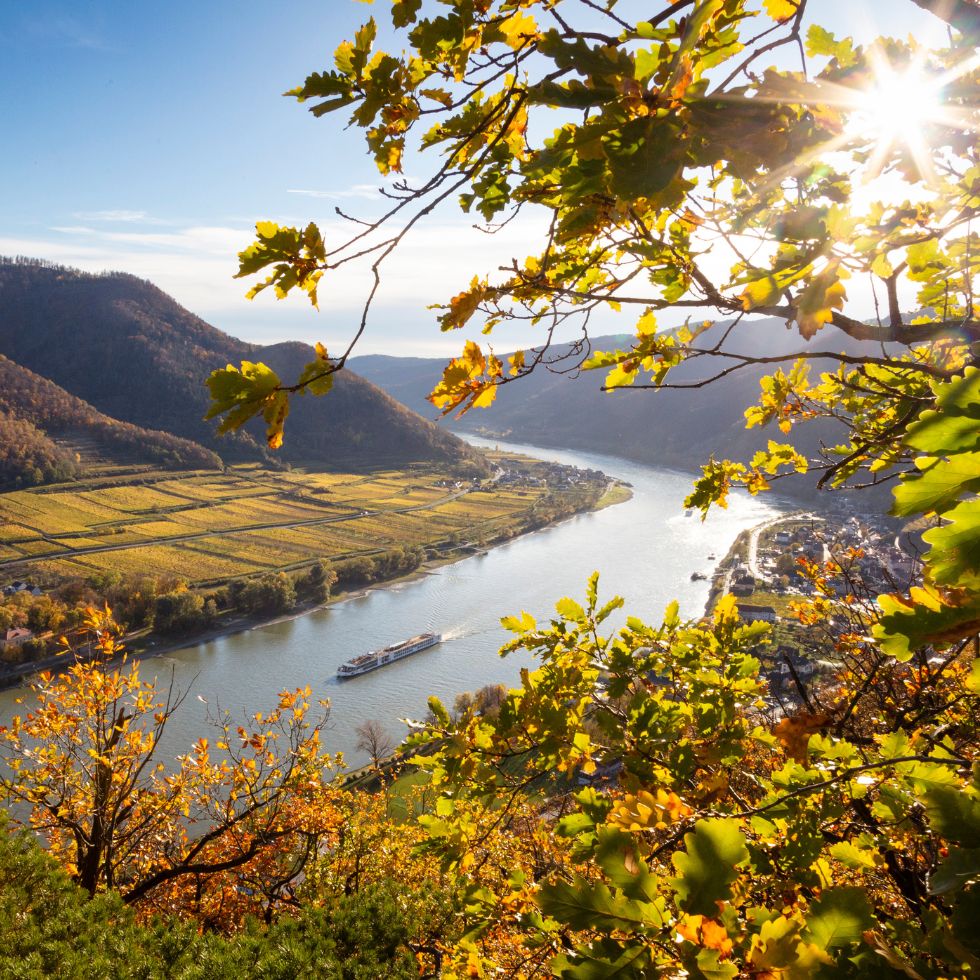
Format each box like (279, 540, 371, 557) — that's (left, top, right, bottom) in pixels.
(0, 439, 785, 767)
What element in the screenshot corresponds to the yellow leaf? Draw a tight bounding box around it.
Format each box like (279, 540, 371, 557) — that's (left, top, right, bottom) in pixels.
(739, 275, 781, 311)
(605, 360, 638, 389)
(636, 309, 658, 337)
(498, 11, 536, 49)
(763, 0, 799, 22)
(471, 384, 497, 409)
(461, 339, 487, 377)
(795, 265, 847, 339)
(440, 277, 492, 331)
(609, 789, 693, 830)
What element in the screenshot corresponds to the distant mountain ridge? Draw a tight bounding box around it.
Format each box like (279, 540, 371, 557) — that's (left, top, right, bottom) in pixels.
(0, 258, 485, 476)
(351, 321, 894, 501)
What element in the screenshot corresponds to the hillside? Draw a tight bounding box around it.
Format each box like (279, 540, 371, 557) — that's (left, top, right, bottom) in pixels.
(351, 319, 892, 500)
(0, 259, 485, 474)
(0, 355, 221, 489)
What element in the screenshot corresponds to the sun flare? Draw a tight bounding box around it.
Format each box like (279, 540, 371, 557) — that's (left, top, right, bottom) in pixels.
(841, 49, 980, 185)
(849, 63, 941, 146)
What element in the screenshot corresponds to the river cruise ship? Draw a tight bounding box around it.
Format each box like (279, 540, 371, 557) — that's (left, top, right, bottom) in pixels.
(336, 632, 442, 678)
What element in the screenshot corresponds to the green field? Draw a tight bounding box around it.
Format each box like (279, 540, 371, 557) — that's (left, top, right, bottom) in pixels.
(0, 458, 570, 587)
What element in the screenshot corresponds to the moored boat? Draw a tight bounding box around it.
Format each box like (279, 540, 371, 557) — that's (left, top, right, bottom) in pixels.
(337, 632, 442, 678)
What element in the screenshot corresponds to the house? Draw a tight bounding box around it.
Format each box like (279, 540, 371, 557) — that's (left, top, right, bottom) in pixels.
(773, 530, 793, 546)
(738, 603, 777, 624)
(3, 627, 34, 648)
(3, 581, 41, 597)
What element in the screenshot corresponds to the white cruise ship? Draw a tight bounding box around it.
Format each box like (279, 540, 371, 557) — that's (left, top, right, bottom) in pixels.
(336, 632, 442, 678)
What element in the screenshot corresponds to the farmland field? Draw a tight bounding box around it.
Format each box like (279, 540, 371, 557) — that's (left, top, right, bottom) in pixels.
(0, 458, 591, 589)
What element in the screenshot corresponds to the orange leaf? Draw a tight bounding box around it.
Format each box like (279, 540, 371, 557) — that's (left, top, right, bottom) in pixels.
(774, 712, 830, 763)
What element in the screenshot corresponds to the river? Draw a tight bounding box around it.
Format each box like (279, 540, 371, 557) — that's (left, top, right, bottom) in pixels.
(0, 439, 786, 767)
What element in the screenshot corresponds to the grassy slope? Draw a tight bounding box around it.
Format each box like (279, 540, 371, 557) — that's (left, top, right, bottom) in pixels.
(0, 354, 221, 484)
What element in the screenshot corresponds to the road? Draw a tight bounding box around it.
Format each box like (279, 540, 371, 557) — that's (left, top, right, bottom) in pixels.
(744, 511, 821, 580)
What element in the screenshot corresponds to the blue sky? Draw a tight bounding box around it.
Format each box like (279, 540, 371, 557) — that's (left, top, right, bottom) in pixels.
(1, 1, 951, 354)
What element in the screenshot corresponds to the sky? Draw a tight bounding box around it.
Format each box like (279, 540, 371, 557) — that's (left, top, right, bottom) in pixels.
(1, 0, 953, 355)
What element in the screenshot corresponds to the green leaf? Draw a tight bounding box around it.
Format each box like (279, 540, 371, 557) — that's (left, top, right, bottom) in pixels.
(922, 498, 980, 588)
(204, 361, 286, 447)
(295, 344, 335, 397)
(236, 221, 326, 307)
(671, 819, 748, 916)
(967, 657, 980, 694)
(929, 846, 980, 895)
(805, 25, 857, 66)
(426, 696, 450, 727)
(803, 887, 873, 949)
(920, 787, 980, 847)
(391, 0, 421, 29)
(553, 939, 652, 978)
(287, 69, 355, 113)
(595, 828, 660, 903)
(603, 118, 684, 202)
(828, 841, 878, 871)
(892, 453, 980, 517)
(905, 368, 980, 455)
(696, 948, 739, 980)
(538, 879, 665, 933)
(874, 587, 980, 660)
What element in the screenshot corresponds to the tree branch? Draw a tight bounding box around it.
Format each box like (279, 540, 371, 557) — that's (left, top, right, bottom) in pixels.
(909, 0, 980, 37)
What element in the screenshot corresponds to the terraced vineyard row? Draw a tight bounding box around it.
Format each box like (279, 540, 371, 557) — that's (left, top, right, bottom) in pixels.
(0, 460, 563, 587)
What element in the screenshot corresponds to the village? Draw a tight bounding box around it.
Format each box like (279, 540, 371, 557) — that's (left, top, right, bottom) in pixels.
(435, 456, 609, 494)
(708, 509, 923, 706)
(0, 579, 46, 656)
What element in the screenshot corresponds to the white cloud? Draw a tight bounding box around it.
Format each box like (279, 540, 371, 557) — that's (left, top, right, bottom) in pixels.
(287, 186, 382, 201)
(0, 214, 553, 353)
(72, 209, 154, 223)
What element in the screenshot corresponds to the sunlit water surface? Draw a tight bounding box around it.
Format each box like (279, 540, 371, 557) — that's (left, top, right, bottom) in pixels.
(0, 438, 786, 767)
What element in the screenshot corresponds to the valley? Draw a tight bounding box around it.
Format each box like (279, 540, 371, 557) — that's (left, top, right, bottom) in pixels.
(0, 438, 784, 766)
(0, 447, 619, 676)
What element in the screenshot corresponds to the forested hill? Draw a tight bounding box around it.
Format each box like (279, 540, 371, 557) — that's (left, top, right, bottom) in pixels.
(352, 320, 887, 498)
(0, 259, 485, 473)
(0, 355, 221, 488)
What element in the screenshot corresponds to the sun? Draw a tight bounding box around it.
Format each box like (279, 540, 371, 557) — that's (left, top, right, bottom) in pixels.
(849, 63, 941, 147)
(842, 49, 979, 184)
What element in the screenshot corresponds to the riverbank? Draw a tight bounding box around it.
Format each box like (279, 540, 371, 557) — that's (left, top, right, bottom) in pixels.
(703, 511, 812, 615)
(0, 477, 633, 690)
(0, 438, 782, 766)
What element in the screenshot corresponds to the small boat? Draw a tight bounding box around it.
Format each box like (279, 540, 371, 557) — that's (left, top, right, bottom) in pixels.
(690, 572, 707, 581)
(707, 553, 717, 560)
(337, 632, 442, 679)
